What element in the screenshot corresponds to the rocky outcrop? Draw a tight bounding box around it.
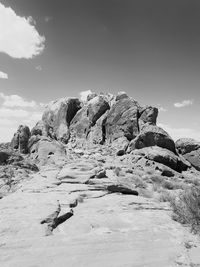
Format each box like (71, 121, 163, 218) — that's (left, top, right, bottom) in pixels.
(10, 92, 195, 173)
(175, 138, 200, 171)
(175, 138, 200, 155)
(129, 146, 190, 172)
(128, 124, 176, 153)
(42, 98, 81, 143)
(31, 120, 47, 136)
(105, 98, 140, 143)
(11, 125, 30, 154)
(29, 137, 66, 164)
(69, 96, 110, 146)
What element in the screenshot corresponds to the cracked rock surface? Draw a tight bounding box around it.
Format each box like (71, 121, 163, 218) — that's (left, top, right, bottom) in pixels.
(0, 151, 200, 267)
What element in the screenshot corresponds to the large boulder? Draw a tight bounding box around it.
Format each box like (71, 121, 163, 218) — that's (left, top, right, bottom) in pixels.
(42, 98, 81, 143)
(183, 150, 200, 171)
(175, 138, 200, 171)
(105, 98, 140, 143)
(30, 137, 66, 164)
(130, 146, 190, 172)
(11, 125, 30, 154)
(105, 98, 158, 146)
(138, 106, 158, 129)
(175, 138, 200, 155)
(69, 96, 110, 147)
(128, 124, 176, 153)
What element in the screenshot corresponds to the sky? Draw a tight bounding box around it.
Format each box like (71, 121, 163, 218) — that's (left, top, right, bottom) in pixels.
(0, 0, 200, 142)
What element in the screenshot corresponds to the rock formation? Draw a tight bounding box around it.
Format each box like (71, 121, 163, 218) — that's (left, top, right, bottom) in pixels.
(8, 91, 195, 174)
(11, 125, 30, 154)
(175, 138, 200, 171)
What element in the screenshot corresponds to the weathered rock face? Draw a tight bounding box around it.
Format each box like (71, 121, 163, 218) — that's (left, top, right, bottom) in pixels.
(11, 125, 30, 154)
(69, 96, 110, 146)
(42, 98, 81, 143)
(129, 146, 190, 172)
(31, 121, 47, 136)
(105, 98, 140, 143)
(138, 106, 158, 129)
(128, 124, 176, 153)
(29, 137, 66, 164)
(175, 138, 200, 171)
(175, 138, 200, 155)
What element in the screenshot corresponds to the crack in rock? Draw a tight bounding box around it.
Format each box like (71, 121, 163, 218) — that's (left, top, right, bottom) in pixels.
(40, 200, 74, 236)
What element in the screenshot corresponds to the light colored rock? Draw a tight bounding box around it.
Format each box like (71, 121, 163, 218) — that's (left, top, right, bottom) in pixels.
(42, 97, 81, 143)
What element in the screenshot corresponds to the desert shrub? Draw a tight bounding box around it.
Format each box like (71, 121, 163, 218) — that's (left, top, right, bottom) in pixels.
(138, 188, 154, 198)
(133, 177, 147, 189)
(159, 190, 174, 202)
(170, 186, 200, 234)
(150, 175, 163, 184)
(161, 180, 174, 190)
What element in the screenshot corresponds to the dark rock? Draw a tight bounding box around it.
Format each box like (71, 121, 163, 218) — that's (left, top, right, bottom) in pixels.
(96, 169, 107, 178)
(0, 150, 11, 164)
(11, 125, 30, 154)
(138, 106, 158, 129)
(128, 124, 176, 153)
(107, 184, 139, 195)
(117, 149, 125, 156)
(12, 160, 39, 172)
(31, 121, 47, 136)
(105, 98, 140, 143)
(130, 146, 189, 172)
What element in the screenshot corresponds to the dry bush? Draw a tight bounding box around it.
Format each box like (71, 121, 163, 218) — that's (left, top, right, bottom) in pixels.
(133, 177, 147, 189)
(158, 190, 174, 202)
(170, 186, 200, 234)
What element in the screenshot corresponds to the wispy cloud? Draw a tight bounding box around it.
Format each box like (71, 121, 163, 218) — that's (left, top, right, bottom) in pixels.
(174, 100, 193, 108)
(0, 3, 45, 59)
(158, 123, 200, 141)
(0, 92, 37, 108)
(80, 90, 93, 101)
(0, 71, 8, 79)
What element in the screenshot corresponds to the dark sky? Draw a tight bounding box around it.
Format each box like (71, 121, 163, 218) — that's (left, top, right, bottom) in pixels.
(0, 0, 200, 141)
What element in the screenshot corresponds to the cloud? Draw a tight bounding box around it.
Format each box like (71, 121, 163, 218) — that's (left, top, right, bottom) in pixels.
(0, 93, 45, 142)
(0, 107, 29, 118)
(158, 123, 200, 141)
(36, 65, 42, 71)
(174, 100, 193, 108)
(0, 92, 37, 108)
(79, 90, 93, 101)
(0, 3, 45, 59)
(0, 71, 8, 79)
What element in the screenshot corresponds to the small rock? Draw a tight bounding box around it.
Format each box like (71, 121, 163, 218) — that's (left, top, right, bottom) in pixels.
(107, 184, 139, 195)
